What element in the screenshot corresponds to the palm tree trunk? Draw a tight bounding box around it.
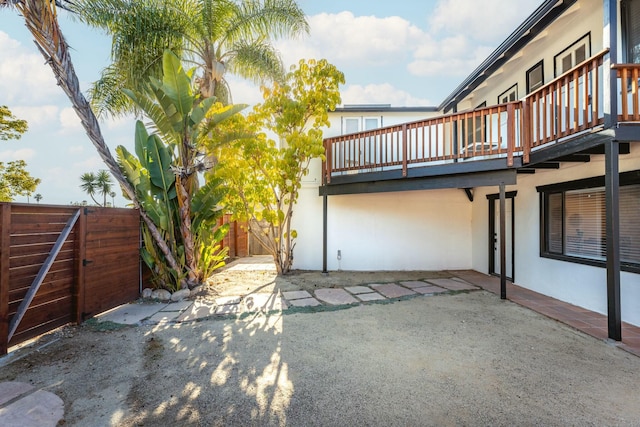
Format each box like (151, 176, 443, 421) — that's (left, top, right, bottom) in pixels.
(175, 177, 197, 284)
(15, 0, 183, 278)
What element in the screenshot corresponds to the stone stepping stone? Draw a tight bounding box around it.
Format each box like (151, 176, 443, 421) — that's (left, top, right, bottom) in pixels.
(412, 285, 448, 295)
(215, 304, 243, 315)
(215, 296, 241, 306)
(370, 283, 416, 298)
(345, 286, 373, 294)
(160, 300, 193, 312)
(399, 280, 430, 289)
(242, 293, 289, 312)
(426, 278, 478, 291)
(315, 288, 358, 305)
(356, 292, 386, 302)
(288, 298, 322, 307)
(282, 290, 312, 300)
(146, 311, 181, 324)
(0, 382, 64, 427)
(97, 303, 166, 325)
(176, 302, 217, 322)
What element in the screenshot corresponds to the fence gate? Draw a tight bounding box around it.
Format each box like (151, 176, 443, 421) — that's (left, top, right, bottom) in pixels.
(0, 204, 141, 354)
(79, 207, 140, 320)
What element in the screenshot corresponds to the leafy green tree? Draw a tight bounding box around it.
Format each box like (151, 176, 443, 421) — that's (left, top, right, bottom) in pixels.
(0, 160, 41, 202)
(0, 105, 28, 140)
(3, 0, 184, 277)
(117, 50, 244, 289)
(79, 169, 113, 206)
(72, 0, 309, 117)
(213, 59, 344, 274)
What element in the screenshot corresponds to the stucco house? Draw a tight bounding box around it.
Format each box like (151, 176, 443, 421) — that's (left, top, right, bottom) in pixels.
(291, 0, 640, 340)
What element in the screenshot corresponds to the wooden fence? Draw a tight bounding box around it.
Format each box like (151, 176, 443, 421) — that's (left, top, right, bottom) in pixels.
(0, 204, 141, 355)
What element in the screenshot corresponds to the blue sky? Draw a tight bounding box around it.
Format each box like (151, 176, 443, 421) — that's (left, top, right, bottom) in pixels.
(0, 0, 541, 205)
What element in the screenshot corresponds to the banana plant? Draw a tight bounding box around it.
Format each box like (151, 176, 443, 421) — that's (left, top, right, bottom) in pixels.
(116, 50, 244, 290)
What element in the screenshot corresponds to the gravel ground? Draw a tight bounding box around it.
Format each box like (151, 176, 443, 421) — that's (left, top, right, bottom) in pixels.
(1, 285, 639, 426)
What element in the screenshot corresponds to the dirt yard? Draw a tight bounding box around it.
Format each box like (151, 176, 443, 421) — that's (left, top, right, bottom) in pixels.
(2, 261, 640, 426)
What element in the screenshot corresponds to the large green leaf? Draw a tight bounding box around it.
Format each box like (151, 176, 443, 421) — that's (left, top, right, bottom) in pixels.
(160, 50, 194, 121)
(134, 120, 150, 169)
(146, 134, 176, 198)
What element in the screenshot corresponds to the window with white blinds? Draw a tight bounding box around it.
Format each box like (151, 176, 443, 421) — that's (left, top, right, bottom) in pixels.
(541, 177, 640, 270)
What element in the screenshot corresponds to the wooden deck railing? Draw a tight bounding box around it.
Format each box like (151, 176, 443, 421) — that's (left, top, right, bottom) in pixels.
(323, 50, 636, 183)
(524, 50, 607, 157)
(614, 63, 640, 121)
(323, 102, 522, 182)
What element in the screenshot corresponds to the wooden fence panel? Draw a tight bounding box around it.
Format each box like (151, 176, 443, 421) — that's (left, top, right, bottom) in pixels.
(0, 204, 142, 354)
(81, 207, 140, 320)
(3, 204, 78, 349)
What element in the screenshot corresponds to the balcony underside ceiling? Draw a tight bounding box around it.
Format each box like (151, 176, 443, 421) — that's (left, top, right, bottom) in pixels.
(319, 168, 517, 196)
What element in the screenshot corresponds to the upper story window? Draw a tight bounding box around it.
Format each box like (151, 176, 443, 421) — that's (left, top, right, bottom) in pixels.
(526, 61, 544, 93)
(623, 0, 640, 63)
(342, 116, 381, 135)
(498, 84, 518, 104)
(554, 33, 591, 76)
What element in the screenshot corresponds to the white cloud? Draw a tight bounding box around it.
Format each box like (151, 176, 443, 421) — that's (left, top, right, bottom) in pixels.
(59, 107, 83, 134)
(225, 76, 264, 107)
(11, 105, 59, 128)
(276, 12, 427, 69)
(341, 84, 431, 106)
(429, 0, 541, 43)
(0, 148, 36, 161)
(0, 31, 60, 105)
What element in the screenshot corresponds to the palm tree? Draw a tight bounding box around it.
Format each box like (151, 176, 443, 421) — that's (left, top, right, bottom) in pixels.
(2, 0, 183, 279)
(34, 193, 42, 203)
(79, 172, 100, 205)
(79, 170, 114, 206)
(95, 169, 113, 206)
(71, 0, 309, 117)
(110, 191, 116, 207)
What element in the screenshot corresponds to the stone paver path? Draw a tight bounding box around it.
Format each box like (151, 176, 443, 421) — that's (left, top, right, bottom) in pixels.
(96, 277, 479, 326)
(315, 288, 358, 305)
(0, 382, 64, 427)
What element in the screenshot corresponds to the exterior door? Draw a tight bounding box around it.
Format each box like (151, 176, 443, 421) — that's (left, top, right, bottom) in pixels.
(488, 192, 516, 281)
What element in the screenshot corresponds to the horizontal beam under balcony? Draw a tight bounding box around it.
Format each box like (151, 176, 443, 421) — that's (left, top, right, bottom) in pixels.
(319, 169, 517, 196)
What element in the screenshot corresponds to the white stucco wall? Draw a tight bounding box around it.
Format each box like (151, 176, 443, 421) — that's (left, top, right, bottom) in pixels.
(292, 184, 473, 271)
(471, 145, 640, 327)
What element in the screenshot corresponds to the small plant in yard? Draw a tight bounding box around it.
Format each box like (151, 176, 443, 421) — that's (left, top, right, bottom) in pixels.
(212, 58, 344, 274)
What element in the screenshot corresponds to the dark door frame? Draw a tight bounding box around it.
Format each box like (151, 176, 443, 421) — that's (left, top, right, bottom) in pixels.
(487, 191, 517, 281)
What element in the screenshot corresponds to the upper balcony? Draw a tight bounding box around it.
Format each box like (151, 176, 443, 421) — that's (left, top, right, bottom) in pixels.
(321, 50, 640, 193)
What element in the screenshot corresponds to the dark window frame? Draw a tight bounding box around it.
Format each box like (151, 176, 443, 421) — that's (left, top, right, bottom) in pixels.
(537, 170, 640, 273)
(497, 84, 518, 105)
(553, 32, 591, 77)
(526, 60, 545, 94)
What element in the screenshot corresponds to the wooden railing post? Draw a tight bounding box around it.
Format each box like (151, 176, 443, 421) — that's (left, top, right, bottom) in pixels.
(402, 124, 408, 177)
(522, 100, 531, 164)
(506, 103, 515, 167)
(0, 204, 10, 355)
(324, 140, 332, 184)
